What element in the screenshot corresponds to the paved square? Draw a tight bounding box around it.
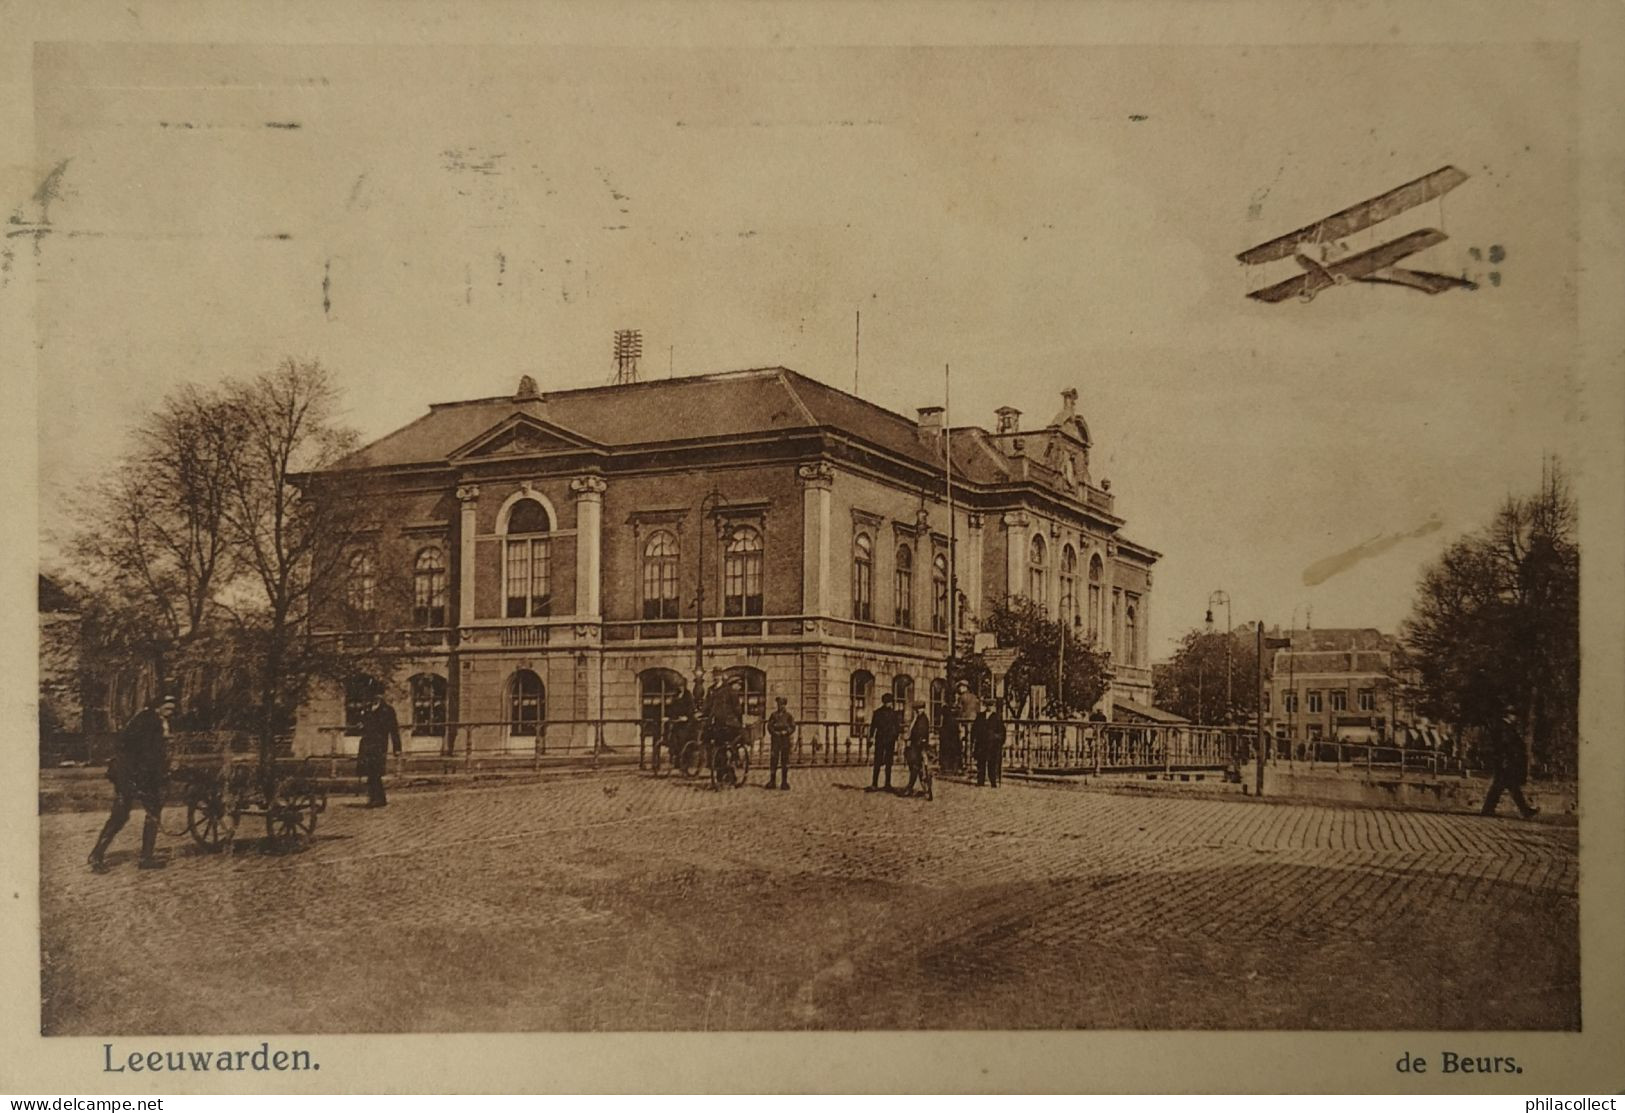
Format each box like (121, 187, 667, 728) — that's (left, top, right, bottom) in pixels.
(40, 768, 1578, 1033)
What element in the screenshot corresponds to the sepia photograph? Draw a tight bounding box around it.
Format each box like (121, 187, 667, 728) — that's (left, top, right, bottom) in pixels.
(6, 0, 1624, 1095)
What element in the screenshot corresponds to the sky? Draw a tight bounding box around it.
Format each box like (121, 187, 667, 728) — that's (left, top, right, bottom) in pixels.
(26, 41, 1579, 658)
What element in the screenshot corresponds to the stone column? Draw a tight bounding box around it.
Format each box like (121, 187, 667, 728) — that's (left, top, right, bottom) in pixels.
(798, 462, 834, 618)
(569, 475, 607, 619)
(963, 512, 984, 626)
(456, 484, 479, 626)
(1003, 511, 1030, 599)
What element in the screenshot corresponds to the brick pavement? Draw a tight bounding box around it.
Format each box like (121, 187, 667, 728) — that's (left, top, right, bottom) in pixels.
(39, 766, 1578, 1033)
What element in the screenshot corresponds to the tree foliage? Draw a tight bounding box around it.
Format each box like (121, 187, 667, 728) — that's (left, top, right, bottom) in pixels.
(1399, 462, 1578, 774)
(961, 594, 1110, 718)
(1154, 628, 1260, 724)
(62, 359, 385, 757)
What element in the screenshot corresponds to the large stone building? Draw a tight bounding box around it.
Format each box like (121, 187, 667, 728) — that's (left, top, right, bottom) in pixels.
(294, 367, 1160, 755)
(1266, 628, 1413, 751)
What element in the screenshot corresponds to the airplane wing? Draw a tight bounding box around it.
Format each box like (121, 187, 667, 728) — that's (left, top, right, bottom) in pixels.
(1237, 166, 1469, 266)
(1247, 228, 1450, 303)
(1356, 267, 1478, 294)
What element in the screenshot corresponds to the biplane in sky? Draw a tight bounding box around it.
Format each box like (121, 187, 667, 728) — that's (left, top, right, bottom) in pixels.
(1238, 165, 1478, 303)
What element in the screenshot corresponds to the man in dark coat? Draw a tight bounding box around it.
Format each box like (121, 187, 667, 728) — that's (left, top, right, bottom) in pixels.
(972, 708, 994, 786)
(903, 701, 933, 796)
(869, 691, 902, 790)
(1481, 714, 1538, 819)
(89, 694, 176, 871)
(654, 677, 697, 774)
(984, 702, 1008, 787)
(703, 673, 744, 787)
(357, 690, 402, 808)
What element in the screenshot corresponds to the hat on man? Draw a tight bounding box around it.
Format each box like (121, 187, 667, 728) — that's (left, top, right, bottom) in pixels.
(775, 696, 788, 706)
(881, 692, 895, 704)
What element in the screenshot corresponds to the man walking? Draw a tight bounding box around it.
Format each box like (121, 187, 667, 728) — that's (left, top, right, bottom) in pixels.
(89, 693, 176, 872)
(869, 691, 902, 791)
(1481, 714, 1539, 819)
(357, 688, 402, 808)
(765, 695, 796, 790)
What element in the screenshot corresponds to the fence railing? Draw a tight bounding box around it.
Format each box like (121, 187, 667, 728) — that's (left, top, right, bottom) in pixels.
(1002, 721, 1245, 775)
(1265, 739, 1467, 778)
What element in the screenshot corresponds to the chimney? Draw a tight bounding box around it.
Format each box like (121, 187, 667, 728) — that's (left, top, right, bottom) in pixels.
(1060, 387, 1078, 417)
(995, 406, 1021, 434)
(916, 406, 945, 439)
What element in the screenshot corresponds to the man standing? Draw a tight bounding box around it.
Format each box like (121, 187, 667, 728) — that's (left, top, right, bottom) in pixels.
(1481, 714, 1539, 819)
(357, 688, 402, 808)
(971, 707, 993, 786)
(89, 694, 176, 872)
(903, 700, 933, 796)
(869, 691, 902, 791)
(952, 681, 981, 775)
(984, 700, 1008, 788)
(765, 695, 796, 791)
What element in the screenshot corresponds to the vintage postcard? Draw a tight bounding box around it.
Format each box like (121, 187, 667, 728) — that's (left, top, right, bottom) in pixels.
(4, 0, 1623, 1095)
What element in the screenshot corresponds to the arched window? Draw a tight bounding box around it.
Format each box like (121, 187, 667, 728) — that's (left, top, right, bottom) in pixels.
(850, 669, 875, 733)
(1088, 553, 1104, 639)
(638, 668, 686, 742)
(1028, 534, 1048, 608)
(1124, 605, 1138, 667)
(852, 532, 874, 622)
(413, 547, 447, 627)
(931, 553, 949, 633)
(343, 674, 379, 735)
(503, 499, 552, 618)
(1060, 544, 1078, 630)
(893, 544, 914, 627)
(507, 669, 545, 736)
(722, 665, 767, 726)
(346, 551, 376, 613)
(892, 674, 914, 711)
(641, 530, 680, 620)
(409, 673, 447, 738)
(723, 525, 763, 617)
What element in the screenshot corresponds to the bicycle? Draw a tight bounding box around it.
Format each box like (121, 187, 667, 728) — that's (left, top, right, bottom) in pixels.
(676, 724, 750, 788)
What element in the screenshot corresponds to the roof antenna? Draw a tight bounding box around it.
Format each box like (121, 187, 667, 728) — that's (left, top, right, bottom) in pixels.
(611, 329, 642, 385)
(853, 309, 861, 395)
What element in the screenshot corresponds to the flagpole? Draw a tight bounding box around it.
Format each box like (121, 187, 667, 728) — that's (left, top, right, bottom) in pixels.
(945, 362, 956, 696)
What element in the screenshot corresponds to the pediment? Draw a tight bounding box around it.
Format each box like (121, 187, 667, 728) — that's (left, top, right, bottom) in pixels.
(448, 413, 603, 461)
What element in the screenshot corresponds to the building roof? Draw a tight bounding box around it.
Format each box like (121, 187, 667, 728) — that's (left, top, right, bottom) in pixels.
(1114, 697, 1189, 724)
(1277, 650, 1393, 675)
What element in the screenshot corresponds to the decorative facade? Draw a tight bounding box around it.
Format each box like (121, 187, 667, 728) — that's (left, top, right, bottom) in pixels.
(294, 368, 1160, 754)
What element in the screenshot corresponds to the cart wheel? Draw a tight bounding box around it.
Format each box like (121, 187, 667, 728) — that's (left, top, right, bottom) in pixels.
(187, 792, 238, 851)
(732, 744, 751, 787)
(265, 786, 319, 850)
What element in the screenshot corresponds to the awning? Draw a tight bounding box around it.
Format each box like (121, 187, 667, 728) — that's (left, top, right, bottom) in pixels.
(1112, 698, 1189, 724)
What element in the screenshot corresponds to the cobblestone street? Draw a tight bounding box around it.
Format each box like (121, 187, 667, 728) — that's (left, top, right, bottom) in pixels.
(40, 768, 1579, 1034)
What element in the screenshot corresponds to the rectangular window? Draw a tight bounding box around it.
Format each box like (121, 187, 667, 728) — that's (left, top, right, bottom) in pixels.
(1262, 689, 1271, 712)
(1284, 692, 1298, 713)
(1330, 689, 1348, 712)
(505, 539, 552, 618)
(1307, 690, 1323, 714)
(1358, 689, 1375, 712)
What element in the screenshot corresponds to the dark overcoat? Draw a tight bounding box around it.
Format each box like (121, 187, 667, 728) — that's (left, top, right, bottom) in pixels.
(109, 708, 168, 795)
(356, 701, 401, 778)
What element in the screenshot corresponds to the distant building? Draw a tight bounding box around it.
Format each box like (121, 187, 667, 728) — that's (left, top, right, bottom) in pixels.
(1267, 627, 1419, 751)
(295, 367, 1162, 754)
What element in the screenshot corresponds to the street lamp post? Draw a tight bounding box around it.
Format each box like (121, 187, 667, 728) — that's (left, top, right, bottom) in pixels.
(694, 487, 723, 675)
(1205, 590, 1232, 722)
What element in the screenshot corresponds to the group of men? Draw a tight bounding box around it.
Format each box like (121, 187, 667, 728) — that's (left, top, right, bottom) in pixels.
(866, 680, 1008, 795)
(654, 668, 799, 790)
